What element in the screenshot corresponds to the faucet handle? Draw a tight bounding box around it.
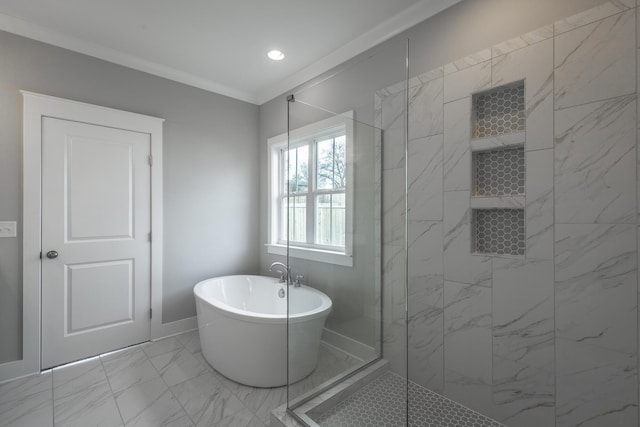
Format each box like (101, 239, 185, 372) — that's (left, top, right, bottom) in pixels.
(294, 275, 304, 286)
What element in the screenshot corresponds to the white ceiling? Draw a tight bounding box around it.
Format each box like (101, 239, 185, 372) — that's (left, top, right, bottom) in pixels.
(0, 0, 460, 105)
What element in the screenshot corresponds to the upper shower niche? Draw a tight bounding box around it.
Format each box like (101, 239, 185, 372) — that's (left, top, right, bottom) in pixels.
(472, 81, 525, 139)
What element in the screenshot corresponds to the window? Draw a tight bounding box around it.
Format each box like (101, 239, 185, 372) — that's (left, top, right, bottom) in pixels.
(267, 112, 353, 266)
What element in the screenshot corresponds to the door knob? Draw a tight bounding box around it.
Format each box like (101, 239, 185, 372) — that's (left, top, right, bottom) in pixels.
(46, 250, 59, 259)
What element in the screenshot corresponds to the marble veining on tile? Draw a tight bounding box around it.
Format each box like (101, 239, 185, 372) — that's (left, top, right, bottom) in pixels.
(115, 377, 186, 426)
(555, 94, 637, 224)
(0, 372, 53, 427)
(1, 330, 363, 427)
(555, 224, 637, 355)
(493, 39, 554, 152)
(556, 338, 638, 427)
(408, 135, 443, 221)
(554, 0, 636, 34)
(444, 98, 471, 192)
(491, 24, 554, 57)
(408, 77, 443, 140)
(443, 49, 492, 75)
(526, 149, 554, 260)
(408, 221, 444, 392)
(443, 281, 493, 414)
(555, 10, 636, 109)
(444, 61, 491, 104)
(492, 356, 555, 427)
(443, 191, 492, 286)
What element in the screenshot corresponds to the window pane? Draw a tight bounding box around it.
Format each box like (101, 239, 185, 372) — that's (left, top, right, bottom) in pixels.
(285, 145, 308, 193)
(282, 196, 306, 243)
(316, 136, 346, 190)
(333, 136, 346, 189)
(316, 138, 333, 190)
(315, 193, 345, 247)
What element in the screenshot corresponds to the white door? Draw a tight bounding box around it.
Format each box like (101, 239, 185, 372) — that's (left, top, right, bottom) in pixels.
(41, 117, 152, 369)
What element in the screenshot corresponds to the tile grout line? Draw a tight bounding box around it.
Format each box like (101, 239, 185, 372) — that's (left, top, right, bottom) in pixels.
(50, 370, 55, 427)
(97, 355, 126, 426)
(145, 338, 199, 426)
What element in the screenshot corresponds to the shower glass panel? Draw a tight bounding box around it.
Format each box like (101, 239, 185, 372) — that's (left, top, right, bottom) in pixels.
(285, 38, 409, 426)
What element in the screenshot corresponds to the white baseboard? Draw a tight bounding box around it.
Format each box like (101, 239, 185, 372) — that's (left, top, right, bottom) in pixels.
(1, 316, 198, 384)
(153, 316, 198, 340)
(0, 359, 34, 385)
(321, 328, 375, 361)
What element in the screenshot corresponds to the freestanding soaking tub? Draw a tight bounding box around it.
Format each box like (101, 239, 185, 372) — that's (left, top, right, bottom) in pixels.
(193, 275, 332, 387)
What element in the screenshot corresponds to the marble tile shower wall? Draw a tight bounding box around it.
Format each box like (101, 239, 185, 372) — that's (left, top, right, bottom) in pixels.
(375, 1, 639, 426)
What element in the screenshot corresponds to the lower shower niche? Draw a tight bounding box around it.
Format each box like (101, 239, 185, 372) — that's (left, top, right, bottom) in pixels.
(473, 208, 525, 256)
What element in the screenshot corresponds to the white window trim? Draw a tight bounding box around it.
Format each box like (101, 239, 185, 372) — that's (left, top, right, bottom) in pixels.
(267, 111, 354, 267)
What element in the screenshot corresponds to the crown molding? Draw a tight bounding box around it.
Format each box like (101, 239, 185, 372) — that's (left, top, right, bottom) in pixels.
(0, 12, 259, 104)
(256, 0, 463, 105)
(0, 0, 462, 106)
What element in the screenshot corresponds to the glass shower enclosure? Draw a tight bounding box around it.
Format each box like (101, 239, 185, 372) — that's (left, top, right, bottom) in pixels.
(283, 38, 410, 426)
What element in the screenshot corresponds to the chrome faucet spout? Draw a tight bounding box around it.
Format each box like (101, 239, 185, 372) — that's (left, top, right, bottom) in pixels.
(269, 262, 290, 283)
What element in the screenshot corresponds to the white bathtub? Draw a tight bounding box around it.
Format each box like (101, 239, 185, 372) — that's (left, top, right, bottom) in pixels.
(193, 275, 332, 387)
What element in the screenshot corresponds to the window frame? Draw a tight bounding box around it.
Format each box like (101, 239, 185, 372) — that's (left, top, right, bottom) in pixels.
(267, 111, 354, 267)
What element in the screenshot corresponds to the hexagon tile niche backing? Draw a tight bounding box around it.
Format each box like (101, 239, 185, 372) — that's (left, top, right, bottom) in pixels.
(472, 82, 525, 139)
(473, 209, 525, 256)
(473, 147, 525, 196)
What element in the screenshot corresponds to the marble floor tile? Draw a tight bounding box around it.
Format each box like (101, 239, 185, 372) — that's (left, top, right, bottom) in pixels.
(0, 381, 53, 427)
(114, 377, 186, 426)
(149, 348, 208, 388)
(246, 417, 266, 427)
(53, 381, 122, 427)
(170, 372, 253, 427)
(0, 372, 53, 426)
(140, 337, 184, 359)
(53, 357, 109, 399)
(176, 330, 201, 354)
(101, 348, 160, 395)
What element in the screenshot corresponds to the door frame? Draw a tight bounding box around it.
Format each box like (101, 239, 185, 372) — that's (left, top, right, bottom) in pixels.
(20, 91, 165, 376)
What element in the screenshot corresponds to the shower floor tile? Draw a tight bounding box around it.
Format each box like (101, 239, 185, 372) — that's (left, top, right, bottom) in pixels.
(312, 372, 504, 427)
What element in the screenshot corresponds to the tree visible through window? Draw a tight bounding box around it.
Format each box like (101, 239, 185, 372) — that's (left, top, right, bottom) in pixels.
(281, 132, 346, 249)
(268, 113, 353, 264)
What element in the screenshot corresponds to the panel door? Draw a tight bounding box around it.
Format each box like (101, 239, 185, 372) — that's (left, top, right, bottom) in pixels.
(41, 117, 151, 369)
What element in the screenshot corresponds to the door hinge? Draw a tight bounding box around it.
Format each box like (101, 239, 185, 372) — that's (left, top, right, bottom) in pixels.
(148, 155, 153, 166)
(150, 308, 152, 319)
(148, 231, 152, 242)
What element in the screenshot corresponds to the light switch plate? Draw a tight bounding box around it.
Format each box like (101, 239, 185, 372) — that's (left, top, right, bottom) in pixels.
(0, 221, 17, 238)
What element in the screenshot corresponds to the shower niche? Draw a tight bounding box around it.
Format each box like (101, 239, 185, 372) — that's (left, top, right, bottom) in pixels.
(471, 81, 526, 257)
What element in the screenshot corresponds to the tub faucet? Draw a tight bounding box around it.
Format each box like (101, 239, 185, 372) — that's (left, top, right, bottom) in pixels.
(269, 262, 290, 284)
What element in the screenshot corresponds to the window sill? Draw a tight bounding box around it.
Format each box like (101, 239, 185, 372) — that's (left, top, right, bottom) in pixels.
(266, 244, 353, 267)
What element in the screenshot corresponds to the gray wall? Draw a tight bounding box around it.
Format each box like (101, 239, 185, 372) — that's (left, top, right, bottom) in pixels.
(258, 0, 607, 351)
(0, 30, 260, 364)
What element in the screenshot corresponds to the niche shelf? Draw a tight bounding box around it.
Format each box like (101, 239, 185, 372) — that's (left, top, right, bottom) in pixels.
(473, 208, 525, 256)
(470, 81, 527, 257)
(472, 81, 525, 139)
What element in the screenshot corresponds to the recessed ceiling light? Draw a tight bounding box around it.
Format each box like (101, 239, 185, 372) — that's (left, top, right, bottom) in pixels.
(267, 50, 285, 61)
